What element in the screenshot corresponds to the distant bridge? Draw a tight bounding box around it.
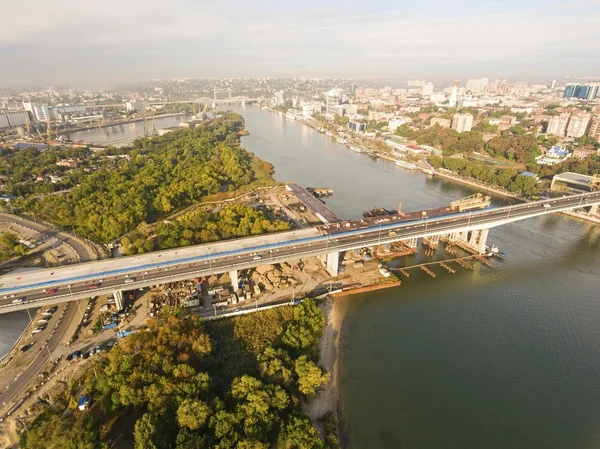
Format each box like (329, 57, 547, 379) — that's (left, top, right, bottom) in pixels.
(1, 192, 599, 314)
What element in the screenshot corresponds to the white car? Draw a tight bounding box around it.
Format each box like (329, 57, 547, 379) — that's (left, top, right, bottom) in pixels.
(543, 203, 551, 209)
(100, 304, 110, 312)
(12, 298, 24, 304)
(253, 255, 262, 261)
(124, 278, 135, 284)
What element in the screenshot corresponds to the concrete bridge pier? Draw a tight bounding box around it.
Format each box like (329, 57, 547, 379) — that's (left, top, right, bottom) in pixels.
(589, 204, 599, 216)
(423, 234, 440, 248)
(468, 229, 489, 254)
(229, 270, 239, 291)
(405, 237, 418, 249)
(457, 230, 469, 243)
(114, 290, 125, 311)
(326, 251, 340, 276)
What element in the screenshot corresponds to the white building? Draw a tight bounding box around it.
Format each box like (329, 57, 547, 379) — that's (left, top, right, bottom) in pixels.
(566, 114, 592, 138)
(465, 78, 490, 93)
(273, 91, 286, 107)
(546, 113, 571, 137)
(452, 113, 473, 133)
(421, 83, 434, 97)
(23, 102, 51, 122)
(388, 117, 411, 133)
(429, 93, 446, 103)
(536, 145, 571, 166)
(448, 86, 458, 107)
(301, 104, 314, 118)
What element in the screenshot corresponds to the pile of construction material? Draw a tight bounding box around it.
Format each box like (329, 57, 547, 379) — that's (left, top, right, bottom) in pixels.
(251, 262, 300, 291)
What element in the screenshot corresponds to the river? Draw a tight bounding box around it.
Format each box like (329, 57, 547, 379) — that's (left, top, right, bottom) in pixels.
(64, 114, 188, 147)
(4, 106, 600, 448)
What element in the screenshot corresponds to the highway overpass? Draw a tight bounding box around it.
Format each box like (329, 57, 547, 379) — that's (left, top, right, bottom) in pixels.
(1, 192, 599, 314)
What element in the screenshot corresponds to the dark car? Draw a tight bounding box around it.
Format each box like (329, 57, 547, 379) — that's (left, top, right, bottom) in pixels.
(72, 350, 82, 360)
(20, 343, 34, 352)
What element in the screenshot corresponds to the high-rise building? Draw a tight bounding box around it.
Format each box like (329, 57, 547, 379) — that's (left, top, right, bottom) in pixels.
(566, 114, 592, 138)
(588, 115, 600, 140)
(563, 83, 600, 100)
(546, 113, 571, 137)
(465, 78, 489, 93)
(273, 91, 286, 107)
(551, 79, 558, 89)
(451, 113, 473, 133)
(452, 80, 461, 88)
(448, 86, 458, 107)
(421, 83, 434, 97)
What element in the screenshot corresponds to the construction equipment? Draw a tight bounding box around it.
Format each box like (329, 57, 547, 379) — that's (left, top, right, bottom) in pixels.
(450, 193, 491, 212)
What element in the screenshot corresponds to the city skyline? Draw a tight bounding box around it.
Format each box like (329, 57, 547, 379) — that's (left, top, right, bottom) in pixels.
(1, 0, 600, 86)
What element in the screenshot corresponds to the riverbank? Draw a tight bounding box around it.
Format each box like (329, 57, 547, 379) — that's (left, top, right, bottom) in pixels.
(434, 171, 526, 202)
(61, 113, 185, 136)
(304, 297, 346, 430)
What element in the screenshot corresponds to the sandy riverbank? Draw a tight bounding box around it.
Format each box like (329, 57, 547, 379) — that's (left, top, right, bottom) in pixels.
(304, 297, 346, 425)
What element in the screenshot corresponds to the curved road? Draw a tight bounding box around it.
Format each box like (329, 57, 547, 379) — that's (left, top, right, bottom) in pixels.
(0, 213, 97, 418)
(0, 212, 95, 262)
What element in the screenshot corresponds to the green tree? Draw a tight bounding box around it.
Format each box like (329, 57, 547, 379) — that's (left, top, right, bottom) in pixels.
(294, 356, 330, 397)
(278, 413, 325, 449)
(177, 399, 211, 430)
(134, 413, 160, 449)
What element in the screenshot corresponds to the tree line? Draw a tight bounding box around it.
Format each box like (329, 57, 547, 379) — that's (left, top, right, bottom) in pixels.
(396, 123, 541, 164)
(13, 114, 276, 243)
(20, 301, 339, 449)
(430, 156, 539, 196)
(121, 204, 292, 254)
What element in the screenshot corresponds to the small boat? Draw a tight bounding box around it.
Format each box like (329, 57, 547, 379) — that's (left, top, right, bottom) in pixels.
(349, 146, 363, 153)
(285, 111, 296, 120)
(395, 160, 418, 170)
(336, 138, 347, 144)
(487, 245, 506, 258)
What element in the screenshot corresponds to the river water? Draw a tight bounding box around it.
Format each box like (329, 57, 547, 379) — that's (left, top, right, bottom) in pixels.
(4, 106, 600, 448)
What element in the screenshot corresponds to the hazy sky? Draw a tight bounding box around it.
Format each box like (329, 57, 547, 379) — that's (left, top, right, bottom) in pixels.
(1, 0, 599, 87)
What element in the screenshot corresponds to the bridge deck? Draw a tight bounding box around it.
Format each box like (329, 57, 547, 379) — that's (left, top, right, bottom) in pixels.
(286, 183, 340, 224)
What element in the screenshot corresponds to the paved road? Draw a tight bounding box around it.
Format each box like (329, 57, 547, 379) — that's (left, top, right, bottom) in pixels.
(0, 213, 96, 417)
(0, 301, 83, 413)
(0, 213, 96, 263)
(1, 192, 600, 312)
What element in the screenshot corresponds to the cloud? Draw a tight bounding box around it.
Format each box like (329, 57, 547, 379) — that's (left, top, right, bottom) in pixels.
(1, 0, 599, 85)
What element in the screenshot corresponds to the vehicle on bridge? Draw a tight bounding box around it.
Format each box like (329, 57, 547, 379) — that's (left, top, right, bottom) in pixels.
(45, 288, 58, 294)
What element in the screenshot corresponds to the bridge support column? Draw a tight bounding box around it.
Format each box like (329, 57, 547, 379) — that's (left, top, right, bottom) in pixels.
(423, 234, 439, 249)
(468, 229, 489, 254)
(590, 204, 599, 216)
(405, 238, 418, 249)
(326, 252, 340, 276)
(229, 270, 239, 291)
(114, 290, 124, 311)
(457, 231, 469, 243)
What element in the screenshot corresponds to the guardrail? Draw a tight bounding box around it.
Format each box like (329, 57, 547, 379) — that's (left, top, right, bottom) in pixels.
(1, 193, 599, 306)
